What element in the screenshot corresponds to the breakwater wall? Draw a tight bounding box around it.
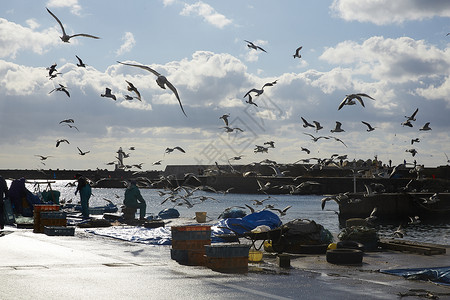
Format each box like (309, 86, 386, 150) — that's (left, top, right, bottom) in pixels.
(0, 169, 161, 182)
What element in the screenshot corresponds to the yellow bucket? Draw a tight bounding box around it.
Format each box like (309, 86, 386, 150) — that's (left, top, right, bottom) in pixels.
(248, 250, 263, 262)
(195, 212, 207, 223)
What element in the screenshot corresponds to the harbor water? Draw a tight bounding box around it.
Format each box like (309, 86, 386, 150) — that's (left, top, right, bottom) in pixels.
(23, 180, 450, 246)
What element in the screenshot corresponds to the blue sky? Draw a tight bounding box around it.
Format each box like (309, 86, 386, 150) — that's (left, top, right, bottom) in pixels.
(1, 0, 450, 172)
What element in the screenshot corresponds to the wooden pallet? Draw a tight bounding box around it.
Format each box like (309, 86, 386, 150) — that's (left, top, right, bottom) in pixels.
(379, 239, 447, 255)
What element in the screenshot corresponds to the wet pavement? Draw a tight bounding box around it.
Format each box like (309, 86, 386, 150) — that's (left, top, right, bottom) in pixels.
(1, 226, 449, 300)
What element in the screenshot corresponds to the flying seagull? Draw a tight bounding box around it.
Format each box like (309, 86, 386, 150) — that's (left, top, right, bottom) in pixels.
(117, 61, 186, 117)
(301, 147, 310, 154)
(405, 108, 419, 122)
(125, 80, 141, 101)
(244, 40, 267, 52)
(56, 139, 69, 147)
(46, 8, 100, 43)
(406, 148, 418, 157)
(101, 88, 116, 100)
(293, 46, 302, 58)
(49, 84, 70, 97)
(303, 133, 329, 142)
(313, 121, 323, 132)
(338, 93, 374, 110)
(269, 205, 292, 216)
(219, 114, 230, 126)
(59, 118, 74, 124)
(77, 147, 90, 155)
(47, 63, 58, 77)
(411, 138, 420, 145)
(301, 117, 315, 128)
(64, 124, 79, 131)
(75, 55, 86, 67)
(419, 122, 431, 131)
(165, 147, 185, 154)
(35, 155, 52, 160)
(330, 136, 348, 147)
(361, 121, 375, 132)
(330, 121, 345, 133)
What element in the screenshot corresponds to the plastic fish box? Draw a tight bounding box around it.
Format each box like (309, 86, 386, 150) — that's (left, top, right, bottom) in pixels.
(171, 225, 211, 232)
(44, 226, 75, 236)
(171, 239, 211, 250)
(205, 244, 250, 258)
(171, 229, 211, 241)
(206, 256, 248, 273)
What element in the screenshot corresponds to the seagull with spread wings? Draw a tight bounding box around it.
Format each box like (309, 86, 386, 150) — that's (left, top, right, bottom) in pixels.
(330, 121, 345, 133)
(77, 147, 90, 156)
(56, 139, 69, 147)
(405, 108, 419, 122)
(419, 122, 432, 131)
(244, 40, 267, 52)
(75, 55, 86, 67)
(303, 133, 329, 142)
(49, 84, 70, 97)
(101, 88, 116, 100)
(361, 121, 376, 132)
(46, 8, 100, 43)
(338, 93, 374, 110)
(219, 114, 230, 126)
(117, 61, 186, 117)
(293, 46, 302, 58)
(165, 147, 186, 154)
(301, 117, 315, 128)
(125, 80, 141, 101)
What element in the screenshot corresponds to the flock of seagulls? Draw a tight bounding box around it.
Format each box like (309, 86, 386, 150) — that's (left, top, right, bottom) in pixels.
(40, 6, 194, 168)
(32, 7, 447, 233)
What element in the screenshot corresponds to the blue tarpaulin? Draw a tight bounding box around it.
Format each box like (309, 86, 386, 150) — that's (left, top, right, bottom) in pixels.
(381, 266, 450, 285)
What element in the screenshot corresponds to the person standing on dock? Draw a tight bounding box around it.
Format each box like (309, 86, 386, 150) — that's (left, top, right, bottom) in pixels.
(0, 175, 9, 230)
(124, 180, 147, 220)
(75, 174, 91, 218)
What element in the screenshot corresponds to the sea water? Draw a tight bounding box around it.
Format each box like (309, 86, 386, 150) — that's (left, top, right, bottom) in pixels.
(22, 180, 450, 246)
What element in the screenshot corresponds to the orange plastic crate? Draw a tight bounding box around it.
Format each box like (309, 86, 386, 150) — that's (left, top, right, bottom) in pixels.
(34, 204, 60, 212)
(171, 225, 211, 232)
(33, 205, 60, 233)
(172, 239, 210, 250)
(206, 256, 248, 273)
(187, 250, 207, 266)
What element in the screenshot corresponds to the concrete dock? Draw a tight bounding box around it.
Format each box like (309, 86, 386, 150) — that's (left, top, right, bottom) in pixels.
(1, 224, 449, 300)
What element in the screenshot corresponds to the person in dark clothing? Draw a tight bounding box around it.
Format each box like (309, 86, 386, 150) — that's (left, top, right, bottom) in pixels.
(124, 180, 147, 220)
(9, 177, 27, 215)
(75, 174, 91, 218)
(0, 175, 9, 230)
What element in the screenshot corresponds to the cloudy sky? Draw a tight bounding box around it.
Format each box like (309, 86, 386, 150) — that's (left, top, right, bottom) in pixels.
(1, 0, 450, 172)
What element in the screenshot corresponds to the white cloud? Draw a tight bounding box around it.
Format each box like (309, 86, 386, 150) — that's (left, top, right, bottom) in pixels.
(46, 0, 82, 15)
(0, 18, 59, 58)
(1, 45, 450, 169)
(320, 36, 450, 83)
(162, 0, 177, 6)
(331, 0, 450, 25)
(115, 32, 136, 56)
(180, 1, 232, 29)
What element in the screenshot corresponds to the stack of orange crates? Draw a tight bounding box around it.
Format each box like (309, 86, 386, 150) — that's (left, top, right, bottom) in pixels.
(33, 204, 61, 233)
(205, 244, 250, 273)
(171, 225, 211, 266)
